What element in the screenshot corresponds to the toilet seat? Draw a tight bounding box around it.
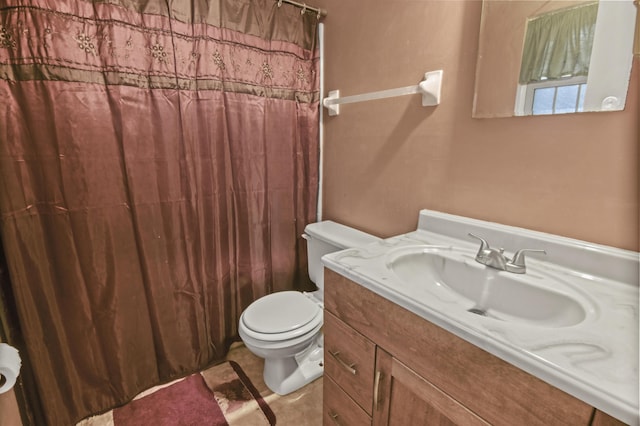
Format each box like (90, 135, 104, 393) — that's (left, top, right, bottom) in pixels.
(241, 291, 322, 342)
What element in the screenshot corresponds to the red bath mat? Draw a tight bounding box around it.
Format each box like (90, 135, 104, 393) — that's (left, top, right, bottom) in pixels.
(84, 361, 276, 425)
(113, 373, 225, 425)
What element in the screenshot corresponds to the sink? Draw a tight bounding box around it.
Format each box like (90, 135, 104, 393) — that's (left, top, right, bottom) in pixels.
(386, 245, 587, 328)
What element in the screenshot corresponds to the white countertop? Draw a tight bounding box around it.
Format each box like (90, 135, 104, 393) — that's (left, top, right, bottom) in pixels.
(321, 210, 639, 425)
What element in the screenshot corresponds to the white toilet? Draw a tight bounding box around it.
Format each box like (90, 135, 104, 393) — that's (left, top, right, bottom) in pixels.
(238, 220, 380, 395)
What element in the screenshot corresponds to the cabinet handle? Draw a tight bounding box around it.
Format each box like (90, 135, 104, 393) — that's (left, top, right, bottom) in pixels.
(328, 410, 341, 425)
(328, 350, 357, 375)
(373, 370, 383, 411)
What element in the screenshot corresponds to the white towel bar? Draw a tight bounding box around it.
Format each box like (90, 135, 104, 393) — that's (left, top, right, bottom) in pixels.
(322, 70, 443, 116)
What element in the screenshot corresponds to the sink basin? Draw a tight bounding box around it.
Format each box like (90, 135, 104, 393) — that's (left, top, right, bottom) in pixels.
(386, 245, 587, 328)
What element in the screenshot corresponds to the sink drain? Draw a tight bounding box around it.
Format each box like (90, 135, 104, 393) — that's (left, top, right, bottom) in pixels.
(468, 307, 487, 316)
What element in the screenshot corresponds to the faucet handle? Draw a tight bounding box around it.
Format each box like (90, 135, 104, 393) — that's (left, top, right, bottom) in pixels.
(468, 233, 490, 252)
(509, 249, 546, 273)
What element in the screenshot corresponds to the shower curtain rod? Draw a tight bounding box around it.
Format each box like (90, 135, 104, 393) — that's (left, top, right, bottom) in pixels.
(277, 0, 327, 19)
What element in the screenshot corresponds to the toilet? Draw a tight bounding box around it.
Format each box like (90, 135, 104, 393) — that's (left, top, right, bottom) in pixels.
(238, 220, 380, 395)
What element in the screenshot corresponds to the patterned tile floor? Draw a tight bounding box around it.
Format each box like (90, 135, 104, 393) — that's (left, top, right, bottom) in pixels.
(77, 342, 323, 426)
(225, 342, 323, 425)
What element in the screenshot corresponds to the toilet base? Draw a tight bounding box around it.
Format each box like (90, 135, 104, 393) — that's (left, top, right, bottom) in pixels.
(263, 337, 324, 395)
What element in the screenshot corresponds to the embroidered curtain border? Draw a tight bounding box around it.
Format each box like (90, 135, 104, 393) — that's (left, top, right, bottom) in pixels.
(0, 1, 319, 102)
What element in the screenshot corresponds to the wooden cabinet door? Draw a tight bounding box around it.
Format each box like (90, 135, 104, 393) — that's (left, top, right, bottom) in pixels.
(591, 410, 629, 426)
(372, 348, 490, 426)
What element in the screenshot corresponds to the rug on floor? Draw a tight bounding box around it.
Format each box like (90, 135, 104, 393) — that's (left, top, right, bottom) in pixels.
(80, 361, 276, 426)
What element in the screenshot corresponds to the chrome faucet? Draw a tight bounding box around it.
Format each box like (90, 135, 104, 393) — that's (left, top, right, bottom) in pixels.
(468, 233, 546, 274)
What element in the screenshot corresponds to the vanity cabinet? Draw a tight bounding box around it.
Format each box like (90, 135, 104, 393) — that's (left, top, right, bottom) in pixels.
(322, 268, 623, 426)
(324, 310, 487, 425)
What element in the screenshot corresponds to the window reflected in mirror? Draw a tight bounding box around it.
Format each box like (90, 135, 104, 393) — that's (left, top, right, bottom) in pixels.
(516, 2, 596, 115)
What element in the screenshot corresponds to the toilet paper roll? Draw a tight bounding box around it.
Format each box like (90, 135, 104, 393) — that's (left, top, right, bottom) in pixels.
(0, 343, 21, 394)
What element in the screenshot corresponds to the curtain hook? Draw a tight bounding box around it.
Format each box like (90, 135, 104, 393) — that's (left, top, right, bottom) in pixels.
(316, 9, 321, 20)
(277, 0, 282, 8)
(301, 4, 307, 15)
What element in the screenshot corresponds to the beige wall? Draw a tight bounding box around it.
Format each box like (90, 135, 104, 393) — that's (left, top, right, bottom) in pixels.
(316, 0, 639, 251)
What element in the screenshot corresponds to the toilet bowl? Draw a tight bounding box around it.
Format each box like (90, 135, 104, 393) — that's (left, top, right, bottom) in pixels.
(238, 221, 380, 395)
(239, 291, 324, 395)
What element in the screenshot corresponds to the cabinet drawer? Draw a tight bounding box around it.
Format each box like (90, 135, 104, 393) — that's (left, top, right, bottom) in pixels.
(324, 310, 376, 415)
(324, 375, 371, 426)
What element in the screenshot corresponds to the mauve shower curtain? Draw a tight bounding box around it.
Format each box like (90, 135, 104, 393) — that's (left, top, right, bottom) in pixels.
(0, 0, 319, 424)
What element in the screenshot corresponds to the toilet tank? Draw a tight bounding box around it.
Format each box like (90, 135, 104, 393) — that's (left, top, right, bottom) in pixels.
(303, 221, 381, 291)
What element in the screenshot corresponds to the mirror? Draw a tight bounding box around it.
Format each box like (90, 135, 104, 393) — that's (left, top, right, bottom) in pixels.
(473, 0, 637, 118)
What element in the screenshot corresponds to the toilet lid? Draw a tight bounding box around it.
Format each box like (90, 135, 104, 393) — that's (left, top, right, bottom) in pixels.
(243, 291, 321, 335)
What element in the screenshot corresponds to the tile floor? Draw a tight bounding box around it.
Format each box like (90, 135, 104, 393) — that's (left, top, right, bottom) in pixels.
(225, 342, 323, 425)
(78, 342, 323, 425)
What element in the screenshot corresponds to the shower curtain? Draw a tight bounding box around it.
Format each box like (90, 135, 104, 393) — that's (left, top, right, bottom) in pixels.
(0, 0, 319, 424)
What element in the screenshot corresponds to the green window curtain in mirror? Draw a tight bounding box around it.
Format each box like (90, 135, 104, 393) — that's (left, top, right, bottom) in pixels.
(519, 2, 598, 84)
